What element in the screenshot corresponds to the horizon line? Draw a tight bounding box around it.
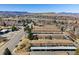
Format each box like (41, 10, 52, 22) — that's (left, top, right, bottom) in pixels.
(0, 11, 79, 13)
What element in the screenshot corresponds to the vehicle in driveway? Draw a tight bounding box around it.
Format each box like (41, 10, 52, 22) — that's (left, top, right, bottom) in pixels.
(0, 29, 10, 35)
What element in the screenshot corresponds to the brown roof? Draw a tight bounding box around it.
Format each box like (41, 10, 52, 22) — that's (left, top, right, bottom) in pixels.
(32, 25, 61, 33)
(30, 39, 73, 46)
(33, 34, 64, 39)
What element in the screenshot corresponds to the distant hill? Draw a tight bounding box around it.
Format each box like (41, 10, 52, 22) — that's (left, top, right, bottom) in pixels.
(0, 11, 79, 17)
(0, 11, 29, 16)
(59, 12, 79, 15)
(57, 12, 79, 18)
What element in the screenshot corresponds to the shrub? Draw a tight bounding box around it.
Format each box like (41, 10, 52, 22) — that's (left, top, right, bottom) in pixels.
(12, 26, 17, 31)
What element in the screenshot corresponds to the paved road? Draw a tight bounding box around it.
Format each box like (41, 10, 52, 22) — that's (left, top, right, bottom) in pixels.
(0, 27, 25, 55)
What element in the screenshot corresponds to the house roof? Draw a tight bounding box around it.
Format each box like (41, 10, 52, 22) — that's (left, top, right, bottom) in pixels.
(30, 39, 73, 46)
(30, 46, 77, 50)
(32, 25, 61, 33)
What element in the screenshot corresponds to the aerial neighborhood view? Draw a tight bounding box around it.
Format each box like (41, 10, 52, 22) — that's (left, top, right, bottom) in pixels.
(0, 4, 79, 55)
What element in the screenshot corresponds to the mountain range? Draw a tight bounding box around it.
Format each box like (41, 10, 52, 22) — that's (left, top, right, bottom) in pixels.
(0, 11, 79, 16)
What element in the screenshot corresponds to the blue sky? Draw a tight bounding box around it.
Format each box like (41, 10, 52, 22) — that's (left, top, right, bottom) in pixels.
(0, 4, 79, 13)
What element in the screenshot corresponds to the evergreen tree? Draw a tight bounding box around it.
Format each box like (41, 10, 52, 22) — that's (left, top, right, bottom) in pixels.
(3, 48, 12, 55)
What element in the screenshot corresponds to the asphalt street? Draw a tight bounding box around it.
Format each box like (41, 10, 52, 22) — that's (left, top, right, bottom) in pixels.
(0, 27, 25, 55)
